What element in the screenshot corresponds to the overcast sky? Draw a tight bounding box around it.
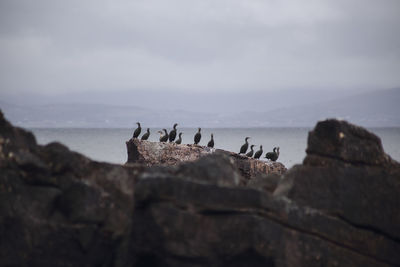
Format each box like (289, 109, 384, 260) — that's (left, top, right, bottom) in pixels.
(0, 0, 400, 99)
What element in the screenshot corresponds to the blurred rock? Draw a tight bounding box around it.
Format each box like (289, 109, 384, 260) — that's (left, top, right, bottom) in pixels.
(247, 173, 282, 193)
(1, 110, 399, 267)
(0, 110, 135, 267)
(304, 119, 394, 166)
(275, 119, 400, 243)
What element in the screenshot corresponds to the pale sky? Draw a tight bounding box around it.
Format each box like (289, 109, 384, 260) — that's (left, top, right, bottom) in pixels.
(0, 0, 400, 96)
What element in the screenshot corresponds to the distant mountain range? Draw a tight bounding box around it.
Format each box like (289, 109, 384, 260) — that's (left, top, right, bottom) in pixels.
(234, 88, 400, 127)
(1, 88, 399, 127)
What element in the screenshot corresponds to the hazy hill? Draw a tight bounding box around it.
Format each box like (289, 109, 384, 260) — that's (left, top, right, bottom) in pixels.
(1, 88, 399, 127)
(234, 88, 400, 127)
(0, 102, 215, 128)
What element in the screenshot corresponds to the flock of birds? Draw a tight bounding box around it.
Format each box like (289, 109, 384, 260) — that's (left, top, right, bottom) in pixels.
(132, 122, 280, 162)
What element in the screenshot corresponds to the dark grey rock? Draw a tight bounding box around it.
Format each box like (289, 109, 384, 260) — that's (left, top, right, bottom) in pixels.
(1, 111, 399, 267)
(304, 119, 393, 166)
(247, 173, 282, 193)
(276, 119, 400, 241)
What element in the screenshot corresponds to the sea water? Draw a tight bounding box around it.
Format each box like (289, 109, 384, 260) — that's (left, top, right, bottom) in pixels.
(30, 128, 400, 169)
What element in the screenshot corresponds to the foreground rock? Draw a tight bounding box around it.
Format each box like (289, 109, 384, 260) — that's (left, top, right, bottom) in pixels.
(1, 110, 399, 267)
(275, 119, 400, 242)
(0, 111, 136, 266)
(126, 138, 287, 183)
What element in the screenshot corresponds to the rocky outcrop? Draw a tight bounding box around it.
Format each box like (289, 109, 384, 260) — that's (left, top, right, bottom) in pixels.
(275, 119, 400, 243)
(1, 110, 399, 267)
(126, 138, 287, 183)
(0, 111, 136, 267)
(303, 119, 394, 166)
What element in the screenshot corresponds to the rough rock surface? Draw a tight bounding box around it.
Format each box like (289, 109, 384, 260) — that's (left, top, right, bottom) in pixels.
(0, 111, 136, 267)
(126, 138, 287, 183)
(304, 119, 394, 166)
(247, 173, 282, 193)
(275, 119, 400, 242)
(1, 110, 399, 267)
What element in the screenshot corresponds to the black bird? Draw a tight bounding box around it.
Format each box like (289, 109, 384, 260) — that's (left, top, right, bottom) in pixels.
(141, 128, 150, 140)
(265, 147, 276, 160)
(265, 147, 280, 161)
(246, 145, 255, 157)
(175, 133, 183, 144)
(239, 137, 250, 154)
(194, 128, 201, 145)
(159, 129, 169, 142)
(169, 123, 178, 142)
(254, 145, 263, 159)
(132, 122, 141, 138)
(276, 147, 280, 160)
(207, 133, 214, 148)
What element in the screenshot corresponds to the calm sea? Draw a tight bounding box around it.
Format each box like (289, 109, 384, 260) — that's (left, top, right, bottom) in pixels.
(30, 128, 400, 169)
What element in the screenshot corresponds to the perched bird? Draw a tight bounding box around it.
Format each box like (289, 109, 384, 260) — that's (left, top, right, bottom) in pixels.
(265, 147, 276, 160)
(169, 123, 178, 142)
(246, 145, 255, 157)
(207, 133, 214, 148)
(239, 137, 250, 154)
(194, 128, 201, 145)
(276, 147, 280, 160)
(132, 122, 141, 138)
(141, 128, 150, 140)
(265, 147, 280, 161)
(175, 133, 183, 144)
(254, 145, 263, 159)
(159, 129, 169, 142)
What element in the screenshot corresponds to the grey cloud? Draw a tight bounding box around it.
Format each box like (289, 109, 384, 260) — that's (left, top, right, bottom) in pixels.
(0, 0, 399, 95)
